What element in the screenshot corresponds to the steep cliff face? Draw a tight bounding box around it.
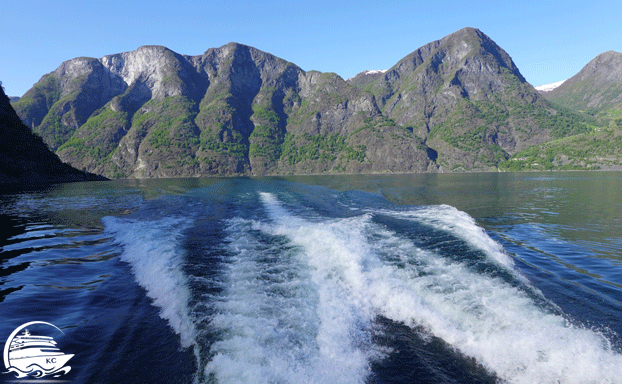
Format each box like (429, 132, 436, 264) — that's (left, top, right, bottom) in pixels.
(13, 27, 592, 177)
(0, 84, 104, 185)
(14, 42, 434, 177)
(543, 51, 622, 116)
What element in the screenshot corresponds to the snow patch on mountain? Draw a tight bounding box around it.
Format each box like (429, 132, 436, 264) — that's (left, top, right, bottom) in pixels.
(535, 79, 566, 92)
(346, 69, 387, 81)
(362, 69, 387, 75)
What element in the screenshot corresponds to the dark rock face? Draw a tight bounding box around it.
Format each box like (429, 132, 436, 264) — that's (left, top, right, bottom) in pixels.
(543, 51, 622, 115)
(12, 27, 592, 177)
(0, 84, 105, 185)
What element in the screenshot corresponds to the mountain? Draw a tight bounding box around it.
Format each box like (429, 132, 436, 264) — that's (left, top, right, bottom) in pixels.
(501, 51, 622, 171)
(13, 44, 434, 177)
(543, 51, 622, 116)
(535, 80, 566, 93)
(364, 28, 594, 171)
(0, 83, 105, 185)
(12, 27, 594, 177)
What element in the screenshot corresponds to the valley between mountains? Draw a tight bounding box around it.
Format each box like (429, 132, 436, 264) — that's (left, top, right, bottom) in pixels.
(9, 27, 622, 179)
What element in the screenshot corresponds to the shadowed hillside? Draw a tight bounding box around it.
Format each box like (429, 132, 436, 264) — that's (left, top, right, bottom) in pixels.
(0, 81, 105, 185)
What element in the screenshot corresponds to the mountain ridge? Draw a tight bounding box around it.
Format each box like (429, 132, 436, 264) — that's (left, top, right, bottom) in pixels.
(12, 27, 595, 178)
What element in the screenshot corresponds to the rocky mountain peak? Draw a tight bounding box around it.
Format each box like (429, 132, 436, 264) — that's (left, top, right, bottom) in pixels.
(101, 45, 200, 101)
(369, 27, 533, 137)
(441, 27, 525, 82)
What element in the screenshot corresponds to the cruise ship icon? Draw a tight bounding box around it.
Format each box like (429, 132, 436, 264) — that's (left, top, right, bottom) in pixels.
(5, 328, 73, 378)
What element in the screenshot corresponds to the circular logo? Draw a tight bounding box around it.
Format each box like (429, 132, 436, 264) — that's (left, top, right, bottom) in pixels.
(3, 321, 73, 379)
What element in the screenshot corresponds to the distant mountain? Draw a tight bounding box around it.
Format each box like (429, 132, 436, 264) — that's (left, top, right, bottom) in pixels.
(535, 80, 566, 93)
(0, 83, 104, 185)
(502, 51, 622, 171)
(543, 51, 622, 116)
(12, 27, 594, 177)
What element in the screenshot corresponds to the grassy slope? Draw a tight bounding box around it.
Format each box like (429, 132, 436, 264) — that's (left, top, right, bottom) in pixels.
(499, 118, 622, 171)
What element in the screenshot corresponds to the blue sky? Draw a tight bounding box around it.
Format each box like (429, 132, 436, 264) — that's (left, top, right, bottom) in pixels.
(2, 0, 621, 97)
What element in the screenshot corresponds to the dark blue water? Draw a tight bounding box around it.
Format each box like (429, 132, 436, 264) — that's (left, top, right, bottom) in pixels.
(1, 173, 621, 384)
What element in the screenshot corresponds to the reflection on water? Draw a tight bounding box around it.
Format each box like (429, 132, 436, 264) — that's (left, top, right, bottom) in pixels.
(281, 172, 622, 255)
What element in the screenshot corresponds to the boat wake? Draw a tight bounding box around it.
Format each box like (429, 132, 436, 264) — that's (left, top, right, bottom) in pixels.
(104, 189, 622, 384)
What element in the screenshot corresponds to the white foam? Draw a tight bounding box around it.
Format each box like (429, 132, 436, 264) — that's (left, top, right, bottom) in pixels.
(204, 215, 374, 384)
(103, 216, 197, 349)
(391, 204, 517, 270)
(254, 194, 622, 384)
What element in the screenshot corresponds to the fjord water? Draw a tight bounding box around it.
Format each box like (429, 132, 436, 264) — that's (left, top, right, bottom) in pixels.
(1, 172, 621, 383)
